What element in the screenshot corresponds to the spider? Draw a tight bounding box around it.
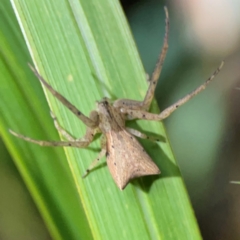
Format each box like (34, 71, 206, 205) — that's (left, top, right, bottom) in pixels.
(9, 7, 224, 190)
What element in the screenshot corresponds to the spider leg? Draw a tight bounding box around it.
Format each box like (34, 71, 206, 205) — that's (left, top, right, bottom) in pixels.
(50, 111, 75, 141)
(82, 135, 107, 177)
(9, 126, 96, 148)
(126, 128, 160, 142)
(142, 6, 169, 110)
(28, 64, 98, 128)
(113, 7, 169, 111)
(120, 61, 224, 121)
(50, 110, 99, 141)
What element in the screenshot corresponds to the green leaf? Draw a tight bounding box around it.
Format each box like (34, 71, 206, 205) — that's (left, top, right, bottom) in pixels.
(1, 0, 201, 239)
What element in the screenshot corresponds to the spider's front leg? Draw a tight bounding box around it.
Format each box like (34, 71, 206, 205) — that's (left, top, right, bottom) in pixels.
(10, 63, 102, 147)
(113, 6, 169, 112)
(28, 64, 99, 128)
(120, 61, 224, 122)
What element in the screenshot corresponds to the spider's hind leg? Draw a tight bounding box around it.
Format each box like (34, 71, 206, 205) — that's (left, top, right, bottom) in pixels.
(82, 135, 107, 178)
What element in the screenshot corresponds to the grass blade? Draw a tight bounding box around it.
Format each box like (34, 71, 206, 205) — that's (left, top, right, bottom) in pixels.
(1, 0, 202, 239)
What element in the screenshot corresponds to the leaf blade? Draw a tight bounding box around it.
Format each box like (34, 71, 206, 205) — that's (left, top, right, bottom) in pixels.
(5, 0, 202, 239)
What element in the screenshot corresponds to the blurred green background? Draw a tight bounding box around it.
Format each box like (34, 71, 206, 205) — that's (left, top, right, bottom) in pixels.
(125, 1, 240, 239)
(1, 0, 240, 239)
